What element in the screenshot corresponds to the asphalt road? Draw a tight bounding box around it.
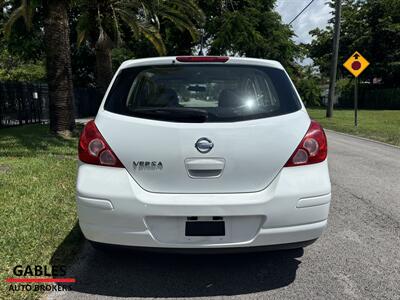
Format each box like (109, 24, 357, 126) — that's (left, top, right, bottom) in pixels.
(48, 131, 400, 300)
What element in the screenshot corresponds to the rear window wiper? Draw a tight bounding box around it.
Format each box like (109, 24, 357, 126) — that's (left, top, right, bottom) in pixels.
(131, 107, 209, 122)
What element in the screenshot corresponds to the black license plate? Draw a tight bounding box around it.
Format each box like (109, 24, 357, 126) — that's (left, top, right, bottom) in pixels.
(185, 221, 225, 236)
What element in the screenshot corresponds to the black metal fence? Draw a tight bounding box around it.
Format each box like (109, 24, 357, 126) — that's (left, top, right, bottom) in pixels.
(338, 86, 400, 109)
(0, 81, 99, 128)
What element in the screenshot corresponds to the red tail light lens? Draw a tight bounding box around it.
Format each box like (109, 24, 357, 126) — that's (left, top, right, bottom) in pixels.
(79, 120, 123, 168)
(284, 120, 327, 167)
(176, 56, 229, 62)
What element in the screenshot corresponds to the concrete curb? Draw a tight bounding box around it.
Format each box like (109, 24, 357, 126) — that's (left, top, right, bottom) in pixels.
(325, 129, 400, 150)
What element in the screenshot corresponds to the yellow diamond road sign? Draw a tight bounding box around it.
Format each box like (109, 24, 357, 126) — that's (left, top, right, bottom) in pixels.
(343, 51, 370, 77)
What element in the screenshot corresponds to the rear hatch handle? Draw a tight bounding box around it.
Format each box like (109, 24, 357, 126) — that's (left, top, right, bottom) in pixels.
(185, 158, 225, 178)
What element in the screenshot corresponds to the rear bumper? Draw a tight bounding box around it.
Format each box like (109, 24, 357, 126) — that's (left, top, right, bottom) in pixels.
(81, 220, 327, 249)
(76, 160, 331, 249)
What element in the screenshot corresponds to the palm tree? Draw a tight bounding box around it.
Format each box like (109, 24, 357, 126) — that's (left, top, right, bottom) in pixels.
(75, 0, 204, 98)
(2, 0, 76, 136)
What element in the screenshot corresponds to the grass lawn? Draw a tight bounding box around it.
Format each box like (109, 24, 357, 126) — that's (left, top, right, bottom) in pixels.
(0, 125, 83, 300)
(307, 109, 400, 147)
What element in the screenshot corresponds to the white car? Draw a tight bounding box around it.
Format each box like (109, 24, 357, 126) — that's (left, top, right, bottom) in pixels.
(77, 56, 331, 252)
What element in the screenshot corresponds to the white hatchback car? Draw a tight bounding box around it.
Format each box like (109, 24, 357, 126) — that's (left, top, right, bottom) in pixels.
(77, 56, 331, 252)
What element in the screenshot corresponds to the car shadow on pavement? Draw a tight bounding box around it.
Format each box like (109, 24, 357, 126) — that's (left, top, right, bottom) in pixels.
(53, 239, 303, 298)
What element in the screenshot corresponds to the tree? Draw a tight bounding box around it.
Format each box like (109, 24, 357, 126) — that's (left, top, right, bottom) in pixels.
(126, 0, 302, 66)
(2, 0, 76, 135)
(292, 65, 322, 107)
(75, 0, 204, 99)
(198, 0, 300, 69)
(0, 6, 45, 82)
(0, 49, 46, 81)
(43, 0, 75, 134)
(309, 0, 400, 87)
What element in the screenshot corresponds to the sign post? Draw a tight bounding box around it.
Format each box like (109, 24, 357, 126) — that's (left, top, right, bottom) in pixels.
(354, 77, 358, 127)
(343, 51, 370, 127)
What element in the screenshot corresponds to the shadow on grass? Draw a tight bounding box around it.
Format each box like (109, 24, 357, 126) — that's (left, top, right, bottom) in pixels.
(50, 222, 84, 267)
(52, 235, 303, 297)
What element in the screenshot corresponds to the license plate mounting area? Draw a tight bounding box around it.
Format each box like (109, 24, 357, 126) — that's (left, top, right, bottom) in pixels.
(185, 217, 225, 236)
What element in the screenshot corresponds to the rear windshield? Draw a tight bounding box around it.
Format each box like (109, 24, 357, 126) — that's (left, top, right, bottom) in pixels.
(104, 64, 301, 122)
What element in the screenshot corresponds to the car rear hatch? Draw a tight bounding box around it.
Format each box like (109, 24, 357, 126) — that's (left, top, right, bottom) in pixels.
(95, 57, 310, 193)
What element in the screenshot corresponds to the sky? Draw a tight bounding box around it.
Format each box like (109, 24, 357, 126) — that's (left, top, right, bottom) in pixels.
(275, 0, 333, 44)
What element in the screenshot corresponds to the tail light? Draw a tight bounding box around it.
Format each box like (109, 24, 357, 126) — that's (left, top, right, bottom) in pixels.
(78, 120, 123, 168)
(284, 120, 327, 167)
